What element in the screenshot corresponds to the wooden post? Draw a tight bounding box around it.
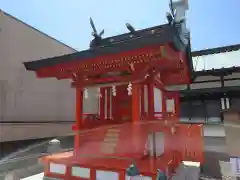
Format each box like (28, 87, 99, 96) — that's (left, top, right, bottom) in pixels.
(132, 82, 140, 123)
(140, 84, 145, 119)
(107, 87, 111, 119)
(162, 92, 167, 118)
(175, 92, 180, 118)
(74, 87, 83, 154)
(100, 88, 105, 120)
(132, 82, 141, 152)
(147, 82, 155, 119)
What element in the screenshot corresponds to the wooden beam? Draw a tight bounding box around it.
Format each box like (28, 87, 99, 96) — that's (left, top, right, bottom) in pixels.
(140, 84, 145, 118)
(154, 76, 165, 91)
(149, 59, 183, 71)
(147, 81, 155, 119)
(74, 88, 83, 154)
(71, 70, 150, 88)
(72, 75, 134, 87)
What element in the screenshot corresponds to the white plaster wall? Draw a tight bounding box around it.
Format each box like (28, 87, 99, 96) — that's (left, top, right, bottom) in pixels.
(190, 81, 221, 89)
(96, 170, 119, 180)
(166, 74, 240, 91)
(194, 75, 220, 82)
(83, 88, 99, 114)
(165, 84, 187, 91)
(0, 12, 96, 141)
(166, 99, 175, 113)
(154, 87, 162, 113)
(224, 72, 240, 79)
(193, 49, 240, 70)
(224, 79, 240, 87)
(146, 132, 164, 157)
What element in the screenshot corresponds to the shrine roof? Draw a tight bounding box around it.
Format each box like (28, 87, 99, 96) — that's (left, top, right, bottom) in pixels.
(24, 24, 187, 71)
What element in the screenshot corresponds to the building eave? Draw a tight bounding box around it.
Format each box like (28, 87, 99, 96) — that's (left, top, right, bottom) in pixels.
(191, 44, 240, 57)
(194, 67, 240, 77)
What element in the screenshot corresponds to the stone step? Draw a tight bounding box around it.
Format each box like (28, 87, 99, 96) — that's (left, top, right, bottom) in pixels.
(100, 128, 120, 154)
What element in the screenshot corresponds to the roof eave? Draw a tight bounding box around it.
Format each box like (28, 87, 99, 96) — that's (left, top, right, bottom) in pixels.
(23, 27, 183, 72)
(192, 44, 240, 57)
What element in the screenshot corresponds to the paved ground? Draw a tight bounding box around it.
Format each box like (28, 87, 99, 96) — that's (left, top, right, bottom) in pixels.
(2, 134, 239, 179)
(20, 173, 44, 180)
(202, 151, 230, 179)
(200, 137, 239, 179)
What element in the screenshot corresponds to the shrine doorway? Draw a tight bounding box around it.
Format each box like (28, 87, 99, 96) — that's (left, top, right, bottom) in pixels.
(114, 85, 132, 122)
(99, 84, 133, 122)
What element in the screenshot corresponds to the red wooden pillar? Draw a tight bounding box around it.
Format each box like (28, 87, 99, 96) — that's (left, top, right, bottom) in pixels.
(106, 87, 111, 119)
(132, 82, 141, 152)
(140, 84, 145, 118)
(90, 169, 96, 179)
(162, 92, 167, 118)
(132, 83, 140, 123)
(100, 88, 105, 120)
(147, 82, 155, 119)
(175, 91, 180, 118)
(74, 88, 83, 154)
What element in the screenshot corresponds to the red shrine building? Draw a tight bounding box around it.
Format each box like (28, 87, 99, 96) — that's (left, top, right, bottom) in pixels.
(19, 0, 240, 179)
(22, 0, 207, 179)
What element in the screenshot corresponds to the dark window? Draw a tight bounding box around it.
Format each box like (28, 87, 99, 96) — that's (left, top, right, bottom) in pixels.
(180, 101, 190, 121)
(205, 100, 221, 123)
(190, 100, 205, 122)
(180, 99, 222, 124)
(231, 98, 240, 109)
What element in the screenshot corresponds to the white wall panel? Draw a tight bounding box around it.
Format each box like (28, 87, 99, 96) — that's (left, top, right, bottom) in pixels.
(224, 72, 240, 79)
(154, 87, 162, 113)
(193, 50, 240, 71)
(165, 84, 187, 91)
(83, 87, 99, 114)
(224, 80, 240, 87)
(190, 82, 221, 89)
(194, 75, 220, 82)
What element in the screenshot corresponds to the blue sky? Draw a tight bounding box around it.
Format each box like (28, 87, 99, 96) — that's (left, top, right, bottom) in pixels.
(1, 0, 239, 51)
